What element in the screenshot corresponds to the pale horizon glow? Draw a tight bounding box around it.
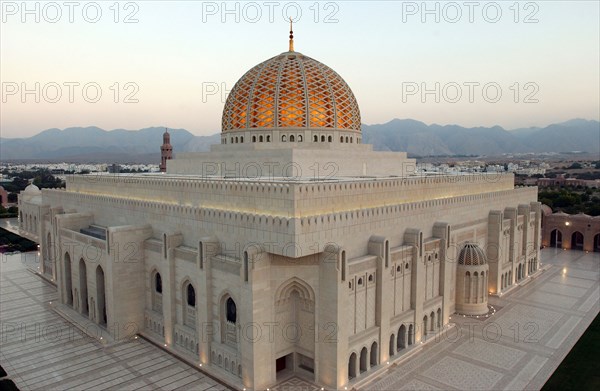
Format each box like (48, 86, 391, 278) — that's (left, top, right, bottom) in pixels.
(1, 1, 599, 138)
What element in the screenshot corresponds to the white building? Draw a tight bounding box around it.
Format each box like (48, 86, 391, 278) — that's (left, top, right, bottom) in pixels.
(19, 34, 541, 390)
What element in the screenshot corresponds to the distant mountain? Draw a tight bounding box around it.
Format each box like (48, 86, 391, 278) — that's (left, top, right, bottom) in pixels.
(1, 119, 598, 162)
(0, 127, 219, 163)
(363, 119, 599, 156)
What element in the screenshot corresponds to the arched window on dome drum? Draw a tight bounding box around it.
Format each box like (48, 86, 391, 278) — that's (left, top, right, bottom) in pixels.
(290, 135, 295, 142)
(340, 136, 344, 143)
(345, 136, 349, 143)
(235, 137, 238, 143)
(321, 135, 325, 142)
(473, 272, 479, 304)
(314, 135, 318, 142)
(282, 135, 287, 142)
(252, 136, 256, 143)
(328, 135, 332, 142)
(298, 135, 303, 142)
(230, 137, 233, 143)
(465, 271, 470, 303)
(266, 135, 271, 142)
(259, 135, 263, 142)
(240, 136, 244, 143)
(350, 137, 353, 143)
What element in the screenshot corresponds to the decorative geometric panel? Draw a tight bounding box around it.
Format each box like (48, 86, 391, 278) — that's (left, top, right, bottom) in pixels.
(221, 51, 361, 132)
(277, 55, 306, 127)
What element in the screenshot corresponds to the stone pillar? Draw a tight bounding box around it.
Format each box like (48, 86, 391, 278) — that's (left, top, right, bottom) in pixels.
(404, 229, 424, 342)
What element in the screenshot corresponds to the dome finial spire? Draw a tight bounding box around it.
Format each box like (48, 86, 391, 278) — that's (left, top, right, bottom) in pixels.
(288, 17, 294, 52)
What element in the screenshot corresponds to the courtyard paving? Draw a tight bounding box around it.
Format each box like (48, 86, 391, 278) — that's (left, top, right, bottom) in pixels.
(363, 248, 599, 390)
(1, 248, 598, 390)
(0, 252, 227, 391)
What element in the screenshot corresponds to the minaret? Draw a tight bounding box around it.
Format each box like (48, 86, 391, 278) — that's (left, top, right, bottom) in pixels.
(160, 128, 172, 173)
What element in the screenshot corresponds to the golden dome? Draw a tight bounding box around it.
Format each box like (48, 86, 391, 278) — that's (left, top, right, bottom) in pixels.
(222, 51, 361, 133)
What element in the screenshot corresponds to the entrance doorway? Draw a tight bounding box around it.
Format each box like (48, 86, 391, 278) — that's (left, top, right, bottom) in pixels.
(276, 353, 293, 378)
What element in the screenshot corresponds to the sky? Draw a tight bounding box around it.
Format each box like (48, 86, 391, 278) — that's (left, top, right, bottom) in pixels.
(1, 0, 599, 138)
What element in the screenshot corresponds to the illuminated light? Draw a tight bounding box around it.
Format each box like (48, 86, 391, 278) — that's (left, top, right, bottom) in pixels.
(565, 222, 570, 226)
(164, 344, 167, 347)
(386, 361, 389, 365)
(100, 337, 103, 340)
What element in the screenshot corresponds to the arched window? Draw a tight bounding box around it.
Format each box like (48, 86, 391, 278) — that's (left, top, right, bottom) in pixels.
(290, 135, 295, 142)
(340, 136, 344, 143)
(314, 135, 318, 142)
(187, 284, 196, 307)
(266, 135, 271, 142)
(226, 297, 236, 323)
(259, 135, 263, 142)
(240, 136, 244, 143)
(252, 136, 256, 143)
(235, 137, 239, 143)
(152, 271, 162, 313)
(370, 342, 378, 367)
(222, 296, 238, 346)
(183, 281, 196, 327)
(328, 135, 332, 142)
(359, 347, 368, 373)
(348, 352, 357, 379)
(155, 272, 162, 293)
(298, 134, 303, 142)
(282, 135, 287, 142)
(345, 136, 349, 143)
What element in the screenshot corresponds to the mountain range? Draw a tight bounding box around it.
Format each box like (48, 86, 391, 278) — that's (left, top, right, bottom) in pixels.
(0, 119, 598, 163)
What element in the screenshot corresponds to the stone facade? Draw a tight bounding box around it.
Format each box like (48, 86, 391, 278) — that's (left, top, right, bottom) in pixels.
(18, 46, 543, 390)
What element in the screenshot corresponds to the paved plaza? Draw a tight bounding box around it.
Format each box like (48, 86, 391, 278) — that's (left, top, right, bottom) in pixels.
(1, 248, 598, 390)
(363, 248, 599, 391)
(0, 252, 227, 391)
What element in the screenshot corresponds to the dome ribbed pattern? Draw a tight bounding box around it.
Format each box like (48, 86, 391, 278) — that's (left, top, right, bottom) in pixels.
(222, 51, 361, 132)
(458, 243, 488, 266)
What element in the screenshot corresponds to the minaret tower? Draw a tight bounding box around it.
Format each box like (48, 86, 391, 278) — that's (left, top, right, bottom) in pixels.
(159, 128, 172, 172)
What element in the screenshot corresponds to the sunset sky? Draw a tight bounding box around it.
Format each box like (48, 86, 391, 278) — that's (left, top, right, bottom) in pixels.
(1, 1, 599, 138)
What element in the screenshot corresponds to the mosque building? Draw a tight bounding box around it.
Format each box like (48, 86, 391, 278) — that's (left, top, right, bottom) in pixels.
(18, 26, 541, 390)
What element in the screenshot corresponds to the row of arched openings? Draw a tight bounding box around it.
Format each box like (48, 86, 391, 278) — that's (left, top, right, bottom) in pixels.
(150, 271, 237, 343)
(19, 212, 38, 234)
(62, 252, 106, 326)
(500, 270, 513, 291)
(464, 271, 487, 304)
(348, 341, 378, 380)
(550, 229, 600, 252)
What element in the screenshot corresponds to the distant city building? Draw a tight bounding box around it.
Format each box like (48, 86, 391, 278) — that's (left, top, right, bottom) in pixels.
(107, 164, 121, 174)
(0, 186, 8, 207)
(538, 175, 600, 189)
